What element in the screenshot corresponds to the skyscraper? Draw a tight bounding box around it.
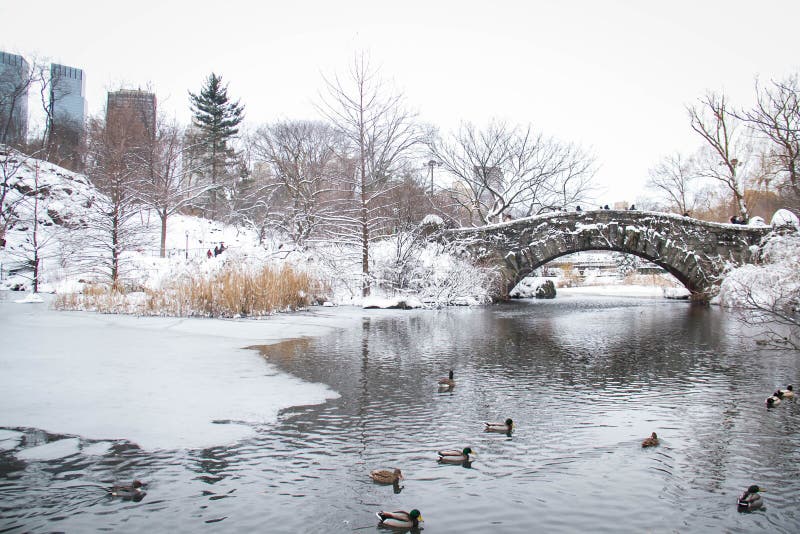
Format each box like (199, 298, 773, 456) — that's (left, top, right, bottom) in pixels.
(46, 63, 87, 170)
(0, 51, 30, 145)
(106, 89, 156, 141)
(50, 63, 87, 135)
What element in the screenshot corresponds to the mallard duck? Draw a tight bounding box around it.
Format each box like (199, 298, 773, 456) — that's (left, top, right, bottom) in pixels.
(641, 432, 659, 448)
(485, 418, 514, 433)
(737, 485, 764, 511)
(766, 395, 781, 407)
(370, 468, 404, 485)
(779, 385, 794, 398)
(376, 509, 423, 529)
(438, 370, 455, 388)
(108, 480, 146, 501)
(438, 447, 475, 463)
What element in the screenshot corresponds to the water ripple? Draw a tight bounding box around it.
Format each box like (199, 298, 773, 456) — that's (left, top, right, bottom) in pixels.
(2, 298, 799, 532)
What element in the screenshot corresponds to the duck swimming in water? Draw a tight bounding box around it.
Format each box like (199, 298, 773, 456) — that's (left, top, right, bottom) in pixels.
(376, 509, 423, 529)
(484, 418, 514, 433)
(438, 370, 455, 389)
(438, 447, 475, 463)
(778, 385, 794, 398)
(370, 468, 404, 485)
(641, 432, 659, 448)
(108, 480, 146, 501)
(737, 485, 764, 511)
(766, 394, 781, 407)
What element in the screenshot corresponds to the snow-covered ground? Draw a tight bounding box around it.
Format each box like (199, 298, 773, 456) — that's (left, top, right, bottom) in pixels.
(0, 149, 498, 306)
(0, 292, 368, 450)
(560, 285, 689, 298)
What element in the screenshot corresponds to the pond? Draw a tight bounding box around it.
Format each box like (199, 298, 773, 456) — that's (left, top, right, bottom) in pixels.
(1, 294, 798, 533)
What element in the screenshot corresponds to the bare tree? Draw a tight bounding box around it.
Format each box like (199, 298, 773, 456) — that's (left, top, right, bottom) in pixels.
(251, 120, 343, 247)
(138, 117, 209, 257)
(688, 92, 762, 221)
(741, 75, 800, 211)
(0, 145, 33, 248)
(646, 152, 714, 216)
(81, 111, 148, 287)
(428, 120, 595, 226)
(726, 277, 800, 351)
(4, 159, 64, 292)
(317, 54, 420, 296)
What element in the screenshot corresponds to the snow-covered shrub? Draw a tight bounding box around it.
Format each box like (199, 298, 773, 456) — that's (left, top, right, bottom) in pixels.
(718, 232, 800, 349)
(386, 240, 498, 305)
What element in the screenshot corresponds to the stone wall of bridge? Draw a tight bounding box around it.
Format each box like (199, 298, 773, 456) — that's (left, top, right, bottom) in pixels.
(439, 210, 775, 300)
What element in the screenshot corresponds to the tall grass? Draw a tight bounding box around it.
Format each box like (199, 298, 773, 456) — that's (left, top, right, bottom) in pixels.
(55, 265, 324, 317)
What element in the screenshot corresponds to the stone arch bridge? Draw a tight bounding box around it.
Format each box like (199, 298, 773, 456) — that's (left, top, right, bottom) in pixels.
(438, 210, 777, 300)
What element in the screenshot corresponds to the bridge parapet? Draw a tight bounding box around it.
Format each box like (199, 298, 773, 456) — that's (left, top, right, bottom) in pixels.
(438, 210, 777, 300)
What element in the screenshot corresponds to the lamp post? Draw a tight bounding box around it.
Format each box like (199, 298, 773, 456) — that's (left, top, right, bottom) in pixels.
(427, 159, 441, 196)
(185, 230, 189, 260)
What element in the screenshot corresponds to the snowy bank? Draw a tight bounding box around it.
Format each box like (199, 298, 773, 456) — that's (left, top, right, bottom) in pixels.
(718, 231, 800, 309)
(0, 293, 367, 450)
(559, 285, 690, 298)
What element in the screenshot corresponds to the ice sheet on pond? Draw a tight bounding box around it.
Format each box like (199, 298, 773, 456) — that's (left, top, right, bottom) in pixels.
(16, 438, 80, 461)
(0, 297, 364, 450)
(0, 429, 24, 451)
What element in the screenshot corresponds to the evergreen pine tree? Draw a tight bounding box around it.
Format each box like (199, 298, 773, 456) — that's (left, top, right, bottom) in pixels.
(189, 73, 244, 219)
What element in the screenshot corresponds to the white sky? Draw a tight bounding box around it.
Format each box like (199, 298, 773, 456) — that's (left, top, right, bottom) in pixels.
(2, 0, 798, 203)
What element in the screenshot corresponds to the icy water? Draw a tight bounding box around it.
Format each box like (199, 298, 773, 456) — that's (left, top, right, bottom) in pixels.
(1, 295, 799, 533)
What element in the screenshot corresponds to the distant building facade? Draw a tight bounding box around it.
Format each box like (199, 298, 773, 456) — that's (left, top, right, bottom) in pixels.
(50, 63, 87, 134)
(106, 89, 156, 141)
(0, 51, 30, 145)
(47, 63, 87, 170)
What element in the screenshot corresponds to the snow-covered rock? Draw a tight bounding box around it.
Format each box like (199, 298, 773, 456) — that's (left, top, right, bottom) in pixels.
(362, 295, 424, 309)
(771, 208, 799, 229)
(420, 214, 444, 227)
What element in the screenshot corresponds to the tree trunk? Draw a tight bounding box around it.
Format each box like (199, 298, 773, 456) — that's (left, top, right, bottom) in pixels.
(32, 163, 40, 293)
(160, 211, 168, 258)
(111, 209, 120, 288)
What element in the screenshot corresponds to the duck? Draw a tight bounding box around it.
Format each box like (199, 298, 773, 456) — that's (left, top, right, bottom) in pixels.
(641, 432, 659, 448)
(484, 418, 514, 433)
(370, 468, 404, 485)
(737, 485, 764, 511)
(766, 394, 781, 407)
(778, 385, 794, 398)
(376, 509, 423, 529)
(108, 480, 146, 501)
(437, 447, 475, 463)
(438, 370, 455, 389)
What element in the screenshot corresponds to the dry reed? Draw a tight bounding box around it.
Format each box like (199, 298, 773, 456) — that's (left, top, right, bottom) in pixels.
(55, 265, 324, 317)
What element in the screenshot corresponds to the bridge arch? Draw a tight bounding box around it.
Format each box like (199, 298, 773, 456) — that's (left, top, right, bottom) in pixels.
(514, 248, 696, 293)
(440, 210, 774, 300)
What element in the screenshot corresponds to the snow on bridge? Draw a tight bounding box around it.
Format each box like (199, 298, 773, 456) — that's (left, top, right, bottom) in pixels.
(437, 209, 779, 300)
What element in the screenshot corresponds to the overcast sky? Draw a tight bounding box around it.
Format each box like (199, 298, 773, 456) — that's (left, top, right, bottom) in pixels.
(2, 0, 798, 204)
